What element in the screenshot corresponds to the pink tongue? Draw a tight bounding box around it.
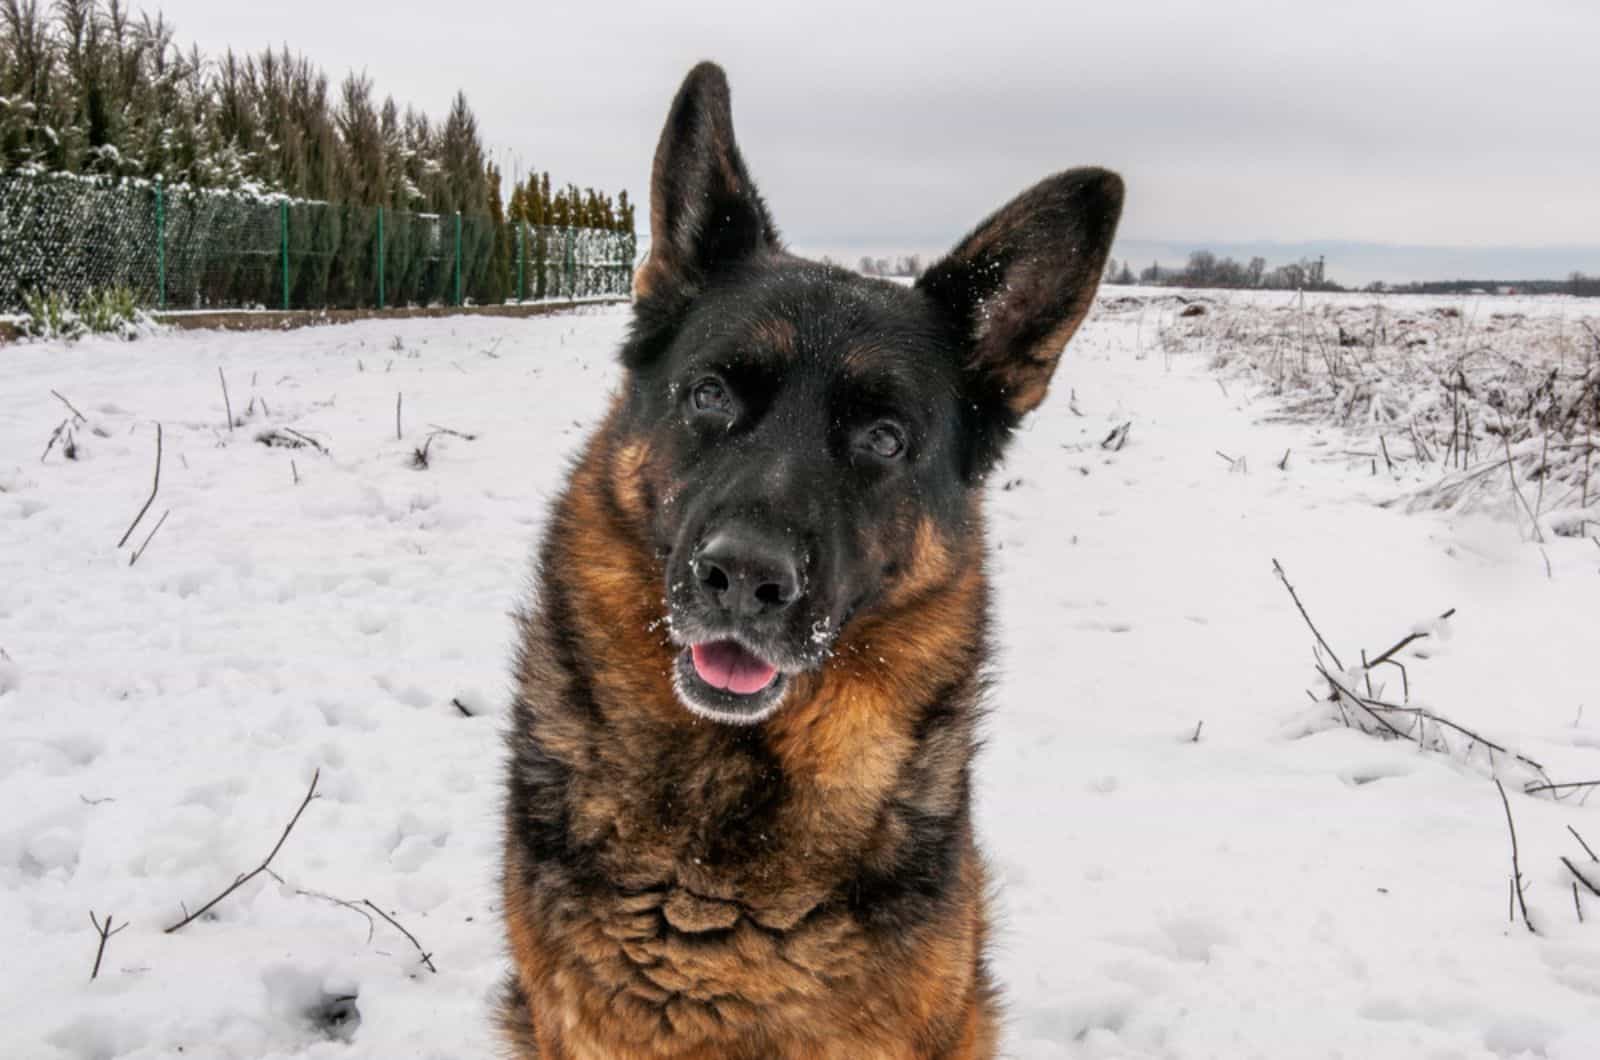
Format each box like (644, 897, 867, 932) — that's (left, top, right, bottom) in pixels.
(691, 641, 778, 695)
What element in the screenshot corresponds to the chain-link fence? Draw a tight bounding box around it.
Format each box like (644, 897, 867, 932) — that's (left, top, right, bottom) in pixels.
(0, 170, 637, 314)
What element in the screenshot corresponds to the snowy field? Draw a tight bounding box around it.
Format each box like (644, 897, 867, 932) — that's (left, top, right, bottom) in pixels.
(2, 295, 1599, 1058)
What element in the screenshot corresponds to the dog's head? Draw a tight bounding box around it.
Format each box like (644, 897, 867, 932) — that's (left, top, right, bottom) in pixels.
(612, 62, 1122, 724)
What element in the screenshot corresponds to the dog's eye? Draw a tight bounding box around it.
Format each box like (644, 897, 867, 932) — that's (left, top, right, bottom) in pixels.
(862, 422, 906, 461)
(691, 378, 732, 414)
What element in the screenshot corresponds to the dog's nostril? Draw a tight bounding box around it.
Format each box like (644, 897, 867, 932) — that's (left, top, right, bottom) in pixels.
(754, 581, 787, 607)
(694, 555, 731, 593)
(704, 565, 730, 593)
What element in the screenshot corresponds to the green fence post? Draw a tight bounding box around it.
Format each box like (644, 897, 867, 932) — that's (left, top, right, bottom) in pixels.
(155, 180, 166, 311)
(280, 200, 290, 311)
(517, 221, 525, 304)
(377, 206, 385, 310)
(563, 227, 575, 299)
(454, 211, 463, 307)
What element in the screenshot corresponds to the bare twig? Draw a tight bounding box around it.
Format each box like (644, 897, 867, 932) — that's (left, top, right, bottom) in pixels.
(425, 424, 479, 442)
(1536, 430, 1549, 519)
(1364, 609, 1456, 672)
(291, 459, 300, 485)
(289, 886, 376, 943)
(1272, 559, 1345, 671)
(1564, 857, 1600, 900)
(1100, 422, 1131, 452)
(41, 419, 73, 462)
(1334, 678, 1548, 777)
(1190, 720, 1203, 743)
(1495, 779, 1536, 934)
(1577, 881, 1586, 924)
(89, 911, 128, 980)
(1523, 779, 1600, 798)
(1500, 428, 1546, 545)
(1410, 423, 1434, 464)
(1315, 665, 1411, 741)
(165, 770, 321, 934)
(1571, 825, 1599, 862)
(273, 874, 432, 973)
(451, 697, 475, 718)
(1584, 432, 1592, 512)
(1215, 449, 1246, 473)
(1277, 449, 1291, 471)
(282, 428, 328, 455)
(396, 392, 403, 441)
(219, 367, 234, 432)
(116, 424, 162, 548)
(362, 900, 437, 973)
(410, 436, 434, 470)
(51, 389, 87, 423)
(128, 509, 171, 567)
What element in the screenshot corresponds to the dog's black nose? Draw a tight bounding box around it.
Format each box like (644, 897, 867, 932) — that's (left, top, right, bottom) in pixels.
(692, 532, 801, 619)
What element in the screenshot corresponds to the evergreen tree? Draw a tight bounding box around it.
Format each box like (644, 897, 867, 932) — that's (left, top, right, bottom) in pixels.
(1, 0, 66, 169)
(616, 188, 635, 235)
(335, 73, 385, 206)
(484, 159, 509, 302)
(527, 174, 545, 225)
(377, 96, 406, 205)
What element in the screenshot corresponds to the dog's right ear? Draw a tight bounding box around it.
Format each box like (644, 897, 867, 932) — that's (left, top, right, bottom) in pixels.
(633, 62, 779, 306)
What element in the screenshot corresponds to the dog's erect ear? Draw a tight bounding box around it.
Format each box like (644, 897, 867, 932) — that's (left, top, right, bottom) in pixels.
(634, 62, 778, 304)
(918, 168, 1123, 460)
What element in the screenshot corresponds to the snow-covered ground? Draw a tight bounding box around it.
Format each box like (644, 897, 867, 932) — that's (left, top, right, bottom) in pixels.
(2, 297, 1598, 1058)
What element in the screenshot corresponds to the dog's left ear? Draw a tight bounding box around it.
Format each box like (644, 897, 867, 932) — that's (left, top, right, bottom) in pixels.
(633, 62, 779, 306)
(918, 168, 1123, 464)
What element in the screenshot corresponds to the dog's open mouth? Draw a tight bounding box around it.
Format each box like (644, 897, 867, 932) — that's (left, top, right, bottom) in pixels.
(691, 640, 778, 694)
(673, 639, 789, 724)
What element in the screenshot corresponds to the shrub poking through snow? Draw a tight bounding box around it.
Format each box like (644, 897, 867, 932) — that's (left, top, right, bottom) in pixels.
(20, 286, 152, 341)
(22, 290, 80, 340)
(1101, 294, 1600, 536)
(78, 287, 143, 338)
(1271, 558, 1553, 791)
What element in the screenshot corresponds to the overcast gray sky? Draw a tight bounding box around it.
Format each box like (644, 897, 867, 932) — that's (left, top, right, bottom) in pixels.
(153, 0, 1600, 284)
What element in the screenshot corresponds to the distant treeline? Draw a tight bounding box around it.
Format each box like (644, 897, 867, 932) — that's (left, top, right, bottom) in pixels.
(1377, 273, 1600, 298)
(1103, 248, 1600, 298)
(506, 175, 634, 234)
(854, 255, 925, 278)
(1103, 251, 1341, 291)
(0, 0, 633, 232)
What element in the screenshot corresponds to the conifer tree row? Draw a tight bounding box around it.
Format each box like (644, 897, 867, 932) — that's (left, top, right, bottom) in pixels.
(0, 0, 636, 312)
(0, 0, 633, 232)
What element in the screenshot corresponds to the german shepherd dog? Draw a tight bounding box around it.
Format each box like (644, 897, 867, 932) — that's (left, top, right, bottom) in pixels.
(501, 62, 1122, 1059)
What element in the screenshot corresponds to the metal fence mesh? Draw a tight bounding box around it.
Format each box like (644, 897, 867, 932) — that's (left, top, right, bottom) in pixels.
(0, 171, 636, 314)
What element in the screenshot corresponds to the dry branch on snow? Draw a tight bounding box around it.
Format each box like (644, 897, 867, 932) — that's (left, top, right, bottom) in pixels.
(88, 911, 128, 980)
(166, 770, 320, 934)
(116, 424, 162, 549)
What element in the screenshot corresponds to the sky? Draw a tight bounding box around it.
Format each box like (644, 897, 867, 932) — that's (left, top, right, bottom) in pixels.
(148, 0, 1600, 285)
